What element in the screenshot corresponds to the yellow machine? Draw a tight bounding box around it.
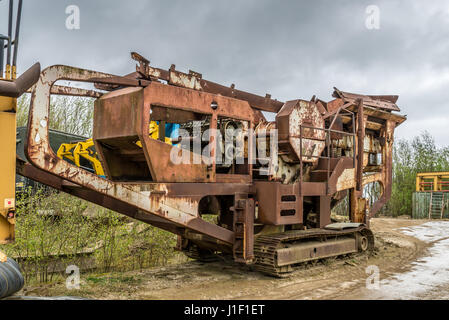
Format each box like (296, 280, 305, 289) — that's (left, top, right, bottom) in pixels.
(74, 139, 105, 176)
(136, 121, 173, 147)
(57, 139, 106, 177)
(0, 0, 19, 242)
(0, 92, 16, 243)
(414, 172, 449, 220)
(57, 122, 173, 178)
(0, 0, 37, 299)
(416, 172, 449, 192)
(57, 142, 77, 163)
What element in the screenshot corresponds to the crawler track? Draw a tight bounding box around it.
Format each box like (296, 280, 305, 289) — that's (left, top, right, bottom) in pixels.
(253, 226, 374, 277)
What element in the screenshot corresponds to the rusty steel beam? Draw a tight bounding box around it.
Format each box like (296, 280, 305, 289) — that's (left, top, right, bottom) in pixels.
(26, 85, 103, 98)
(89, 75, 151, 88)
(16, 159, 183, 235)
(131, 52, 284, 113)
(368, 119, 395, 218)
(0, 62, 40, 98)
(356, 99, 365, 192)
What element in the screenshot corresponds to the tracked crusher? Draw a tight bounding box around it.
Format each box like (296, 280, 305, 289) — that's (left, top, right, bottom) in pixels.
(9, 52, 406, 277)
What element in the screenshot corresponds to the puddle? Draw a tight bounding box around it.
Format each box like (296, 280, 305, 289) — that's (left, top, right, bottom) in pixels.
(360, 221, 449, 299)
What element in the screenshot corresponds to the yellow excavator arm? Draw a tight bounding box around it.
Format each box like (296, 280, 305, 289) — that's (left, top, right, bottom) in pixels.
(56, 142, 77, 163)
(72, 139, 106, 177)
(57, 139, 105, 177)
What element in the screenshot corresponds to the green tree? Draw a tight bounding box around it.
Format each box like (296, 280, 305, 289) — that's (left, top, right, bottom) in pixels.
(387, 131, 449, 216)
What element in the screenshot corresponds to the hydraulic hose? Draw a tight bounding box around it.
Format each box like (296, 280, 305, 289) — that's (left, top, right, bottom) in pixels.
(0, 254, 24, 299)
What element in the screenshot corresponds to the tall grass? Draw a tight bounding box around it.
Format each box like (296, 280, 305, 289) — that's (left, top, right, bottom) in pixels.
(1, 188, 182, 284)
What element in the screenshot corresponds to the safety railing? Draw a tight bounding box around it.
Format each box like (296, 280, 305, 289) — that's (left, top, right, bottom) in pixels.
(299, 111, 356, 194)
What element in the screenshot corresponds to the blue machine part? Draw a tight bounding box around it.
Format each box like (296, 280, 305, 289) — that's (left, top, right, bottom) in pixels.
(164, 123, 180, 139)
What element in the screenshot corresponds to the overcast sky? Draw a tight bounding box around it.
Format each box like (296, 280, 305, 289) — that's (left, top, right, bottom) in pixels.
(1, 0, 448, 145)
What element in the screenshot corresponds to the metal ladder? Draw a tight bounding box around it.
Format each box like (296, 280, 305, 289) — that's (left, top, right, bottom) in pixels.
(429, 192, 445, 219)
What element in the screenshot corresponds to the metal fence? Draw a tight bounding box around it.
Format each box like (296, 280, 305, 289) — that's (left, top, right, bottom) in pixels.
(412, 192, 449, 219)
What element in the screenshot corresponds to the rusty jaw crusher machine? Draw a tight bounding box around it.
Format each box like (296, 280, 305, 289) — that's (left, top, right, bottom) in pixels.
(13, 51, 406, 277)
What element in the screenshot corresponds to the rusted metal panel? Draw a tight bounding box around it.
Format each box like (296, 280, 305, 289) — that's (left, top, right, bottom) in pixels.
(301, 182, 327, 196)
(93, 87, 149, 181)
(276, 100, 325, 164)
(348, 104, 406, 125)
(364, 134, 382, 154)
(89, 75, 151, 88)
(144, 81, 255, 122)
(333, 87, 401, 112)
(362, 172, 384, 186)
(276, 238, 357, 267)
(254, 181, 302, 225)
(327, 157, 355, 194)
(318, 196, 332, 228)
(326, 98, 345, 113)
(169, 69, 203, 91)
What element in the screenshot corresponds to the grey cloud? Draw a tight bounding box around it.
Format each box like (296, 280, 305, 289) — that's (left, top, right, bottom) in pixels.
(2, 0, 448, 144)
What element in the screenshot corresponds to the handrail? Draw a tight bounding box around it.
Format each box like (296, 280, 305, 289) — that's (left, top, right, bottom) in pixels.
(299, 119, 356, 195)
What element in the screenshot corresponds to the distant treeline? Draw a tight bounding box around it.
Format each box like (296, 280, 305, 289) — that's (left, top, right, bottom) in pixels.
(386, 132, 449, 216)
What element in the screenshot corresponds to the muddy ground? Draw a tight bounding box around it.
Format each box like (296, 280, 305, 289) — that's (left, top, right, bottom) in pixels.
(17, 217, 434, 300)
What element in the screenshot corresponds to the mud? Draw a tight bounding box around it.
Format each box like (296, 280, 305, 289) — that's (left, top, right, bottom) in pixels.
(347, 220, 449, 300)
(131, 218, 431, 300)
(13, 218, 436, 300)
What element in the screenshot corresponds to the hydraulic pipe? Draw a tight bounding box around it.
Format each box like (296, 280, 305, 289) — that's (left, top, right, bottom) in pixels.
(12, 0, 23, 73)
(0, 35, 7, 77)
(0, 62, 40, 98)
(6, 0, 13, 71)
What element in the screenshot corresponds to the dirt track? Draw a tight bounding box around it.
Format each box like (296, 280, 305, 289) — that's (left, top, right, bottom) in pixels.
(18, 217, 436, 300)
